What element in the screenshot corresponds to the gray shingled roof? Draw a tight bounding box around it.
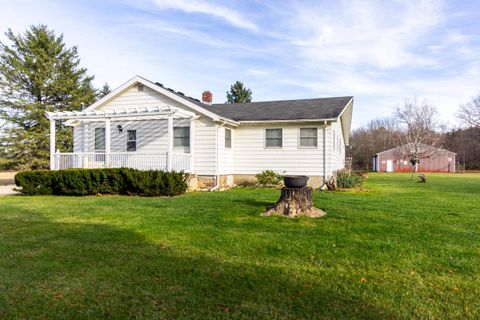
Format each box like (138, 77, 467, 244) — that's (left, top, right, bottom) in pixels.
(153, 81, 352, 122)
(204, 97, 353, 121)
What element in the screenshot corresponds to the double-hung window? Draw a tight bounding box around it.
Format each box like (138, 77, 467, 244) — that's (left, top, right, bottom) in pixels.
(265, 128, 282, 148)
(174, 127, 190, 148)
(299, 128, 318, 147)
(127, 130, 137, 151)
(94, 127, 105, 152)
(225, 128, 232, 148)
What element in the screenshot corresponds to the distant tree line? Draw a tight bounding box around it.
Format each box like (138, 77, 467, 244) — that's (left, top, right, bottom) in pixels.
(348, 96, 480, 171)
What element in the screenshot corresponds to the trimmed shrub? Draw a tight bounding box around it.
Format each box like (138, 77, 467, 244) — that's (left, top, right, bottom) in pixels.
(14, 168, 189, 196)
(255, 170, 282, 188)
(336, 170, 365, 189)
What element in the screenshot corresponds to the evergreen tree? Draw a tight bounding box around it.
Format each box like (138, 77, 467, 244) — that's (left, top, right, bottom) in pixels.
(96, 82, 111, 101)
(0, 25, 97, 169)
(226, 81, 252, 103)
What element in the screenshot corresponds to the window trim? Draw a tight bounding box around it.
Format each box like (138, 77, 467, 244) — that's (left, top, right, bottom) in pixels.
(298, 127, 319, 149)
(264, 128, 283, 149)
(126, 129, 137, 152)
(94, 127, 106, 153)
(173, 126, 190, 148)
(225, 128, 232, 149)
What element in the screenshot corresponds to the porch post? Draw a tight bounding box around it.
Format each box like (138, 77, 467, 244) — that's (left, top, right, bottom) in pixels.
(167, 115, 173, 171)
(105, 118, 111, 168)
(189, 118, 195, 172)
(50, 118, 56, 170)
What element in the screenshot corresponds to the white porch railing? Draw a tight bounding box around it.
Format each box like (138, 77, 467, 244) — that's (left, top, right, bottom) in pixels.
(54, 152, 192, 172)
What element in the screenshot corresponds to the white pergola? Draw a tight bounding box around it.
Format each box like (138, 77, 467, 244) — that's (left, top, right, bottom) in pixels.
(46, 105, 197, 171)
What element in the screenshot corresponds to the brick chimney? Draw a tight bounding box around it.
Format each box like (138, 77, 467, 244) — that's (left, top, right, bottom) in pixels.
(202, 90, 212, 105)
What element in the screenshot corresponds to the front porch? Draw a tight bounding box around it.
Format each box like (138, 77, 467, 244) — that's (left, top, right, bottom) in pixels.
(47, 106, 196, 172)
(53, 151, 192, 172)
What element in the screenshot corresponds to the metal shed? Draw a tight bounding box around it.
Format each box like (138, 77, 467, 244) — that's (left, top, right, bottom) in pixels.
(372, 145, 456, 173)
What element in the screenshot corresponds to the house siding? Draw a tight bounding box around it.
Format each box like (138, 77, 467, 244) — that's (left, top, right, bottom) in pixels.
(232, 123, 329, 176)
(193, 117, 216, 176)
(218, 127, 234, 175)
(330, 120, 346, 173)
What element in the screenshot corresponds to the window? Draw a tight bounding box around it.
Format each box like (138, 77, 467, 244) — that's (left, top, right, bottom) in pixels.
(174, 127, 190, 147)
(299, 128, 318, 147)
(265, 128, 282, 148)
(225, 128, 232, 148)
(333, 131, 336, 150)
(127, 130, 137, 151)
(94, 127, 105, 152)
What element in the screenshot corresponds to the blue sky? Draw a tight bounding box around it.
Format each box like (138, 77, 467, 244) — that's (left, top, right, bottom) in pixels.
(1, 0, 479, 128)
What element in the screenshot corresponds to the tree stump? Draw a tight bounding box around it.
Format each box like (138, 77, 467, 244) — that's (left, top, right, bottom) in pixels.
(263, 187, 326, 218)
(418, 174, 427, 183)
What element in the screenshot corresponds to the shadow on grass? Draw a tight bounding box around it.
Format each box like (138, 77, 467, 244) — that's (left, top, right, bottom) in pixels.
(0, 209, 394, 319)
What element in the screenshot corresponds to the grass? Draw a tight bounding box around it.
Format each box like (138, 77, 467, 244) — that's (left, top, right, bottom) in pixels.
(0, 173, 479, 319)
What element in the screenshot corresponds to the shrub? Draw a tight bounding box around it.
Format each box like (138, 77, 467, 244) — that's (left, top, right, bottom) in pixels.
(15, 168, 189, 196)
(336, 170, 365, 189)
(0, 158, 17, 171)
(255, 170, 282, 187)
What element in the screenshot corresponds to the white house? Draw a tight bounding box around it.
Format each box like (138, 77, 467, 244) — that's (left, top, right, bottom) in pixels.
(46, 76, 353, 189)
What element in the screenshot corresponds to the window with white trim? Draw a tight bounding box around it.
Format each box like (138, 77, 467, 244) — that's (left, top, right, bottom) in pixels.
(94, 127, 105, 152)
(265, 128, 282, 148)
(225, 128, 232, 148)
(174, 127, 190, 147)
(299, 128, 318, 147)
(127, 130, 137, 152)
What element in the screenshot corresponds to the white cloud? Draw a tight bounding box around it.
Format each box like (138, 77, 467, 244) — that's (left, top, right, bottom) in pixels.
(152, 0, 259, 32)
(286, 0, 445, 69)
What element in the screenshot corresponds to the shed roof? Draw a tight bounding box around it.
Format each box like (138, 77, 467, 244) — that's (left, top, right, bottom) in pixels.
(376, 144, 456, 156)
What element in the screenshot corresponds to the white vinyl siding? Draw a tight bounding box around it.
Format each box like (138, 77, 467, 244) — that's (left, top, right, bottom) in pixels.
(218, 126, 234, 175)
(234, 124, 327, 176)
(330, 121, 346, 172)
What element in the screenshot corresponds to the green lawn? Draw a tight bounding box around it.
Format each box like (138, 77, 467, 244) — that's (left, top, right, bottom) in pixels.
(0, 173, 479, 319)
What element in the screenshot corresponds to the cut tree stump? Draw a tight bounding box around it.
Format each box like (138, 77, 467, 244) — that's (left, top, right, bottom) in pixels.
(263, 187, 326, 218)
(418, 174, 427, 183)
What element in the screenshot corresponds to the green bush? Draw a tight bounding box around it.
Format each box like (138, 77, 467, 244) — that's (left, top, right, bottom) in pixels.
(14, 168, 189, 196)
(0, 158, 17, 171)
(255, 170, 282, 187)
(336, 170, 365, 189)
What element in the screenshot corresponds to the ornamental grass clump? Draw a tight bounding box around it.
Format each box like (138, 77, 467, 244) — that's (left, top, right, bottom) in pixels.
(336, 170, 365, 189)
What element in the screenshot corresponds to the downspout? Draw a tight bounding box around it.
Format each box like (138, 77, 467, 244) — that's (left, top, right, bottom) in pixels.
(210, 120, 228, 191)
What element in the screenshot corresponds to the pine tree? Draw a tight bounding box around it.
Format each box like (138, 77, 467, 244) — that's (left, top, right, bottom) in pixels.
(0, 25, 97, 169)
(226, 81, 252, 103)
(96, 82, 111, 101)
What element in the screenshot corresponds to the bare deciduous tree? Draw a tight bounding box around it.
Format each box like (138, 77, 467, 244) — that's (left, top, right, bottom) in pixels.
(394, 98, 444, 173)
(458, 95, 480, 128)
(348, 117, 399, 170)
